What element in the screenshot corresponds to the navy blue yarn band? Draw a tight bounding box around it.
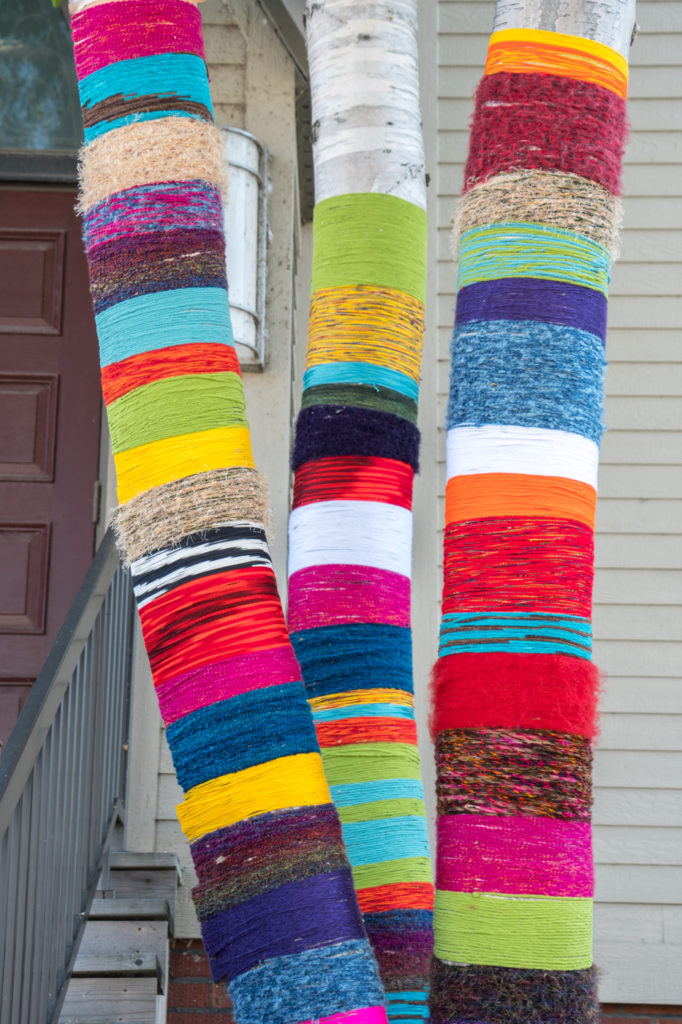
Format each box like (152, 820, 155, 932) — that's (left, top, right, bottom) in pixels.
(167, 682, 318, 788)
(293, 406, 420, 472)
(291, 623, 414, 697)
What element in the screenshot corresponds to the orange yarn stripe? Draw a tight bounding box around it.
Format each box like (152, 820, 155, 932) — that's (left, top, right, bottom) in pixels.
(445, 473, 597, 530)
(102, 343, 241, 404)
(315, 717, 418, 748)
(357, 882, 435, 913)
(485, 32, 628, 99)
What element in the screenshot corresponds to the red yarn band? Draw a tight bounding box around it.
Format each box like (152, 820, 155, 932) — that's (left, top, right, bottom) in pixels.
(293, 456, 414, 510)
(430, 652, 600, 738)
(442, 517, 594, 618)
(102, 343, 241, 404)
(464, 72, 627, 195)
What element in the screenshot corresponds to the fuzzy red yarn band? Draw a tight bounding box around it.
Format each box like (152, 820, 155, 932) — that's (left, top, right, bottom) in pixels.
(464, 72, 627, 196)
(430, 652, 600, 739)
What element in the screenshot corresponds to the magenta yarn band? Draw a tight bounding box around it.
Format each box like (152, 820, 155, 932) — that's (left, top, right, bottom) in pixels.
(300, 1007, 389, 1024)
(156, 645, 302, 725)
(71, 0, 205, 80)
(288, 565, 411, 632)
(437, 815, 593, 898)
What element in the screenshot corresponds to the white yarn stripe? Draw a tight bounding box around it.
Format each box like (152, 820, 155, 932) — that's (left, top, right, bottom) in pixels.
(130, 522, 268, 577)
(446, 425, 600, 489)
(307, 0, 425, 209)
(288, 500, 413, 578)
(133, 553, 272, 608)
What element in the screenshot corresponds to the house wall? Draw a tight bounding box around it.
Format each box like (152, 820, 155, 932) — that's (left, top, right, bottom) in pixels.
(123, 0, 299, 939)
(434, 0, 682, 1004)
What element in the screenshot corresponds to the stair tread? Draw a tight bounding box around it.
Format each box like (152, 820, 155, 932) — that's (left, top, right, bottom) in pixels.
(110, 851, 179, 873)
(90, 898, 171, 921)
(72, 953, 163, 993)
(59, 977, 158, 1024)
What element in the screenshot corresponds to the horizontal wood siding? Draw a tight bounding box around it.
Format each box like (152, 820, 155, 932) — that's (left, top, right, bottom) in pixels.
(436, 0, 682, 1003)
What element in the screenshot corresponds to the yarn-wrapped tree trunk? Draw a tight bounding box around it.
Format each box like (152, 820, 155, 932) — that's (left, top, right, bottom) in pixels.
(287, 2, 434, 1022)
(68, 2, 388, 1022)
(429, 1, 635, 1022)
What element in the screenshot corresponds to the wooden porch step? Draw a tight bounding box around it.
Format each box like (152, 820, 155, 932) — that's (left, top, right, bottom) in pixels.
(90, 898, 174, 933)
(72, 954, 164, 992)
(59, 977, 159, 1024)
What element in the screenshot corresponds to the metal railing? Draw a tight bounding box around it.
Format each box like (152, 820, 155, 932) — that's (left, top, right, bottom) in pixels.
(0, 529, 136, 1024)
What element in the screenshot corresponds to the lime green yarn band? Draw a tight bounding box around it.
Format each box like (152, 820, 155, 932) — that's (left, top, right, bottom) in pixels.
(457, 222, 611, 296)
(434, 890, 593, 971)
(338, 798, 427, 824)
(321, 743, 423, 786)
(353, 857, 433, 890)
(312, 193, 427, 302)
(108, 371, 247, 453)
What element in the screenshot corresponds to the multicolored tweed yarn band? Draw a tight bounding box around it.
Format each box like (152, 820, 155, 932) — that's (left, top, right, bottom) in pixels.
(69, 2, 388, 1021)
(289, 3, 434, 1021)
(430, 16, 630, 1024)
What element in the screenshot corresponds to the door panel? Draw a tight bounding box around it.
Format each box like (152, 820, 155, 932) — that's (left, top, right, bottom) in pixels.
(0, 187, 101, 746)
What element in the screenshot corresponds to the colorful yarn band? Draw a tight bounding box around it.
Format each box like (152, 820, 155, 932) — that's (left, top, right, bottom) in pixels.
(289, 9, 434, 1011)
(70, 1, 389, 1020)
(431, 14, 629, 1022)
(485, 28, 629, 98)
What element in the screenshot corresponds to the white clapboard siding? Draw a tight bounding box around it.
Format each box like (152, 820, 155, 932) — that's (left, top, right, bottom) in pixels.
(436, 0, 682, 1004)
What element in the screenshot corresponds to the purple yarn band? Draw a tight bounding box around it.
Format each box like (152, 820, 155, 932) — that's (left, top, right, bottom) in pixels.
(201, 869, 366, 983)
(293, 406, 420, 473)
(455, 277, 607, 342)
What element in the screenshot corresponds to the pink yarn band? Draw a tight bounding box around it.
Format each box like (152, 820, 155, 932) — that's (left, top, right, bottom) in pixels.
(299, 1007, 389, 1024)
(156, 645, 302, 725)
(437, 814, 594, 897)
(288, 565, 410, 632)
(71, 0, 205, 80)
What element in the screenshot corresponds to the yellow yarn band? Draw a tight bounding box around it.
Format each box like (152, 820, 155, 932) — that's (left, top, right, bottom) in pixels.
(309, 689, 415, 712)
(177, 752, 332, 842)
(306, 286, 424, 383)
(434, 890, 593, 971)
(115, 426, 255, 503)
(485, 28, 628, 98)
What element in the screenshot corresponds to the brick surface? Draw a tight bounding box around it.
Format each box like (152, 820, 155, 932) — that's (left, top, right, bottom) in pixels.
(601, 1016, 652, 1024)
(171, 943, 212, 979)
(168, 1014, 229, 1024)
(168, 980, 210, 1010)
(209, 985, 234, 1012)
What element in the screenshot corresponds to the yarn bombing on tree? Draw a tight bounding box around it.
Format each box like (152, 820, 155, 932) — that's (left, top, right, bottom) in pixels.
(288, 3, 434, 1022)
(69, 1, 389, 1021)
(430, 16, 630, 1024)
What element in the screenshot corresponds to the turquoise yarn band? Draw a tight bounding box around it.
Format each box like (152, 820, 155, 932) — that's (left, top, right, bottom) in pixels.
(457, 223, 611, 295)
(96, 288, 234, 365)
(303, 362, 420, 402)
(439, 612, 593, 659)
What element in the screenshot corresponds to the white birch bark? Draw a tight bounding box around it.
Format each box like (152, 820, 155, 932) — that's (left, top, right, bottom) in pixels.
(493, 0, 637, 57)
(306, 0, 426, 208)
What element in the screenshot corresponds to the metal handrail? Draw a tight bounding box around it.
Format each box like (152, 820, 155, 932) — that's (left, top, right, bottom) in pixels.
(0, 529, 136, 1024)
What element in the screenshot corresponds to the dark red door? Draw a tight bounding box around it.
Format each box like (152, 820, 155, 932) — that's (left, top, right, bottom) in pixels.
(0, 186, 102, 746)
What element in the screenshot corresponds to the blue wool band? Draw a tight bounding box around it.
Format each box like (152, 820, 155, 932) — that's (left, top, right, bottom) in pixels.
(78, 51, 213, 115)
(96, 288, 234, 365)
(167, 682, 319, 789)
(439, 612, 593, 660)
(303, 362, 420, 402)
(291, 623, 414, 697)
(227, 939, 385, 1024)
(365, 909, 434, 933)
(447, 320, 606, 443)
(84, 108, 207, 142)
(386, 991, 430, 1020)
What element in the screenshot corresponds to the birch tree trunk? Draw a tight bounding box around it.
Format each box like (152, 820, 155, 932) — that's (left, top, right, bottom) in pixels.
(287, 2, 434, 1021)
(68, 3, 387, 1022)
(430, 2, 636, 1022)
